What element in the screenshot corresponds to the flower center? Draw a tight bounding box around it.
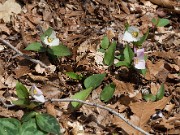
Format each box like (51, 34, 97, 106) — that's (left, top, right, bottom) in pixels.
(33, 89, 37, 95)
(134, 58, 139, 64)
(47, 37, 54, 43)
(131, 31, 138, 38)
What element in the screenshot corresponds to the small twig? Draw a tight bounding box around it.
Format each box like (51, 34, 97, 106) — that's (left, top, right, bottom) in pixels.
(50, 98, 151, 135)
(0, 98, 16, 108)
(0, 38, 49, 69)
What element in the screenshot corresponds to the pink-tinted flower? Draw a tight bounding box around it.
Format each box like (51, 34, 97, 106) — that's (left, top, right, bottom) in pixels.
(30, 84, 45, 103)
(134, 48, 145, 69)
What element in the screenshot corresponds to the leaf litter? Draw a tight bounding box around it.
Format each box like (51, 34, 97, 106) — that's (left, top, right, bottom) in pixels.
(0, 0, 180, 134)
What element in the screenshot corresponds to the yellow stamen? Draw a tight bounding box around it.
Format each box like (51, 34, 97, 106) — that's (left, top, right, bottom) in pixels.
(33, 89, 37, 95)
(131, 31, 138, 38)
(47, 37, 53, 43)
(134, 58, 139, 64)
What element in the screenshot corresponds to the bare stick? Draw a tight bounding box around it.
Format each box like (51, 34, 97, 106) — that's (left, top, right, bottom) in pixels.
(0, 38, 49, 69)
(50, 98, 151, 135)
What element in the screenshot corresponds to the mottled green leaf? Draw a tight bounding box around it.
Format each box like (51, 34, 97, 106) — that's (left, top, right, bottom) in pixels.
(19, 118, 45, 135)
(36, 114, 60, 135)
(0, 118, 20, 135)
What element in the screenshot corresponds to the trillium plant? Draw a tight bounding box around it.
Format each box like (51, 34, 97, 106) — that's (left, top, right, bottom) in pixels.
(12, 82, 46, 108)
(25, 27, 71, 57)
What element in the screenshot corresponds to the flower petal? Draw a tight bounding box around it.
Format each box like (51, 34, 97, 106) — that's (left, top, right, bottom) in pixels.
(30, 84, 43, 96)
(43, 36, 49, 45)
(136, 48, 144, 59)
(123, 31, 139, 42)
(134, 58, 145, 69)
(49, 31, 56, 39)
(33, 95, 45, 103)
(128, 26, 139, 33)
(49, 38, 59, 46)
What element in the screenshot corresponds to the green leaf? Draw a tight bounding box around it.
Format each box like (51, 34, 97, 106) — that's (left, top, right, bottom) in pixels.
(0, 118, 21, 135)
(12, 99, 29, 106)
(124, 22, 130, 31)
(40, 27, 53, 42)
(66, 72, 82, 80)
(115, 60, 130, 67)
(98, 48, 106, 53)
(47, 45, 71, 57)
(124, 44, 134, 64)
(137, 69, 147, 76)
(71, 87, 93, 108)
(134, 29, 149, 46)
(36, 113, 60, 135)
(156, 84, 165, 100)
(151, 18, 158, 26)
(100, 83, 115, 102)
(101, 36, 109, 49)
(157, 18, 170, 27)
(143, 94, 156, 102)
(103, 41, 116, 66)
(84, 73, 106, 89)
(19, 118, 46, 135)
(21, 112, 37, 122)
(25, 42, 45, 52)
(16, 82, 29, 99)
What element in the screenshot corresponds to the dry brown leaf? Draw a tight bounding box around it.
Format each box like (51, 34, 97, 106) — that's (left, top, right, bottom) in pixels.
(146, 60, 169, 82)
(14, 66, 30, 78)
(164, 103, 175, 112)
(112, 78, 134, 96)
(67, 121, 84, 135)
(130, 96, 172, 127)
(112, 114, 139, 135)
(35, 64, 45, 74)
(5, 74, 16, 88)
(0, 24, 10, 35)
(46, 103, 57, 117)
(150, 82, 160, 95)
(0, 0, 21, 22)
(28, 73, 48, 82)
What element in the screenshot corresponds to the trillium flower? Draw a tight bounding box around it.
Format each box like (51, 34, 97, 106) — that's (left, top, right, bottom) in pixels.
(134, 48, 145, 69)
(30, 84, 45, 103)
(43, 30, 60, 46)
(122, 26, 140, 42)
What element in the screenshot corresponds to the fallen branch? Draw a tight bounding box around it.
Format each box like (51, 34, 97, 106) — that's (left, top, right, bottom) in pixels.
(50, 98, 151, 135)
(0, 38, 49, 69)
(0, 96, 150, 134)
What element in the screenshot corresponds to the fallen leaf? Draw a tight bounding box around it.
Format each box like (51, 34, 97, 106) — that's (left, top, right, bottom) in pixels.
(130, 96, 172, 127)
(46, 103, 57, 117)
(35, 64, 45, 74)
(0, 0, 21, 22)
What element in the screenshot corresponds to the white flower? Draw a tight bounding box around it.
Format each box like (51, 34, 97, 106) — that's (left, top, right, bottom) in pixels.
(43, 31, 60, 46)
(134, 48, 145, 69)
(122, 26, 140, 42)
(30, 84, 45, 103)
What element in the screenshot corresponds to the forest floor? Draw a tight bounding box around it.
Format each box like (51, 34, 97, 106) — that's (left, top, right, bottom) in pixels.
(0, 0, 179, 134)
